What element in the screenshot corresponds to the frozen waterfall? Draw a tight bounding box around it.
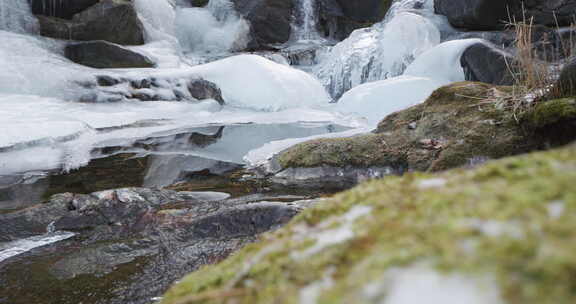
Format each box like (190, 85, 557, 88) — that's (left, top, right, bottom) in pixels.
(0, 0, 39, 34)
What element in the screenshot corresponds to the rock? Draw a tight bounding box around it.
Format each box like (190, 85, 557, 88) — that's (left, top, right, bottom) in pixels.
(262, 82, 576, 188)
(37, 0, 145, 45)
(162, 144, 576, 304)
(233, 0, 296, 49)
(29, 0, 99, 19)
(318, 0, 394, 40)
(435, 0, 576, 31)
(0, 187, 304, 304)
(65, 41, 154, 68)
(461, 42, 516, 85)
(555, 59, 576, 96)
(187, 79, 226, 105)
(190, 0, 209, 7)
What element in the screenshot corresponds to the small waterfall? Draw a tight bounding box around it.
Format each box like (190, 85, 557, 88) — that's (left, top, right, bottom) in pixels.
(312, 0, 442, 99)
(175, 0, 249, 57)
(292, 0, 323, 42)
(0, 0, 39, 34)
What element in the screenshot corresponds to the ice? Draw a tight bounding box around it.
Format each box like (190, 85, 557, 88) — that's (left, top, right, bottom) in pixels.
(404, 39, 483, 83)
(175, 0, 249, 55)
(313, 7, 441, 98)
(0, 231, 76, 263)
(334, 76, 442, 126)
(0, 0, 38, 34)
(334, 39, 487, 126)
(292, 0, 323, 42)
(0, 31, 91, 98)
(134, 0, 177, 43)
(244, 127, 370, 168)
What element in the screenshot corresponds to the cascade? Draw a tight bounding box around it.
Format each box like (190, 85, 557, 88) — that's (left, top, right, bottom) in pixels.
(292, 0, 323, 42)
(312, 0, 442, 99)
(175, 0, 249, 57)
(0, 0, 39, 34)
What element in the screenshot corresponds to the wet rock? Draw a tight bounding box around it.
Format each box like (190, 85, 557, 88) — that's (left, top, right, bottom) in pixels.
(0, 187, 304, 304)
(319, 0, 394, 40)
(37, 0, 145, 45)
(187, 79, 226, 105)
(461, 42, 515, 85)
(30, 0, 99, 20)
(65, 41, 154, 69)
(233, 0, 296, 49)
(435, 0, 576, 31)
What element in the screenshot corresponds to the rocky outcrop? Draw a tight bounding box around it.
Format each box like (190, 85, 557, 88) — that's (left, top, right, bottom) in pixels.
(435, 0, 576, 31)
(461, 42, 515, 85)
(66, 41, 154, 69)
(37, 0, 145, 45)
(29, 0, 99, 19)
(259, 82, 576, 188)
(0, 187, 310, 304)
(80, 75, 225, 103)
(233, 0, 296, 49)
(162, 144, 576, 304)
(318, 0, 394, 40)
(188, 79, 226, 105)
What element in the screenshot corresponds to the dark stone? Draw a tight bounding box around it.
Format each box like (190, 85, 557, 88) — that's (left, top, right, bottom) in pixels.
(461, 42, 516, 85)
(65, 41, 154, 69)
(555, 59, 576, 96)
(37, 0, 145, 45)
(435, 0, 576, 31)
(233, 0, 296, 49)
(318, 0, 393, 40)
(187, 79, 225, 105)
(96, 75, 122, 86)
(29, 0, 99, 20)
(190, 0, 210, 7)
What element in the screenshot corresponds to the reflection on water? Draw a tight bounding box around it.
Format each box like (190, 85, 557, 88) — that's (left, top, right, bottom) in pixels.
(0, 122, 349, 212)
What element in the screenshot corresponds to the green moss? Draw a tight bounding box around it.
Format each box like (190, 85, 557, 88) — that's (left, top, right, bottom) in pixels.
(522, 98, 576, 129)
(162, 144, 576, 304)
(277, 82, 536, 172)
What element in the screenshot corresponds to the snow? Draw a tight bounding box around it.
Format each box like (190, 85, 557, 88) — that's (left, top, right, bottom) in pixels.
(333, 39, 487, 126)
(0, 31, 91, 97)
(380, 266, 504, 304)
(140, 54, 331, 111)
(404, 38, 483, 83)
(334, 76, 442, 126)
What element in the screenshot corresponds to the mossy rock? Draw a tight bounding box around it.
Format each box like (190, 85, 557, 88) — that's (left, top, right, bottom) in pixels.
(162, 144, 576, 304)
(279, 82, 540, 173)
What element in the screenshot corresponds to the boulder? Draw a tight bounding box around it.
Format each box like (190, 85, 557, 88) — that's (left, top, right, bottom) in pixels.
(233, 0, 296, 49)
(37, 0, 145, 45)
(461, 42, 516, 85)
(65, 41, 154, 68)
(262, 82, 576, 188)
(435, 0, 576, 31)
(555, 59, 576, 96)
(188, 79, 226, 105)
(29, 0, 99, 19)
(318, 0, 394, 40)
(0, 187, 306, 304)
